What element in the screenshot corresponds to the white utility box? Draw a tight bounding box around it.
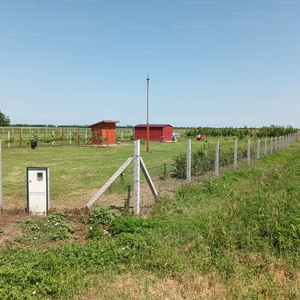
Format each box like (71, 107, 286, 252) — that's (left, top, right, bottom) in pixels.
(27, 167, 50, 215)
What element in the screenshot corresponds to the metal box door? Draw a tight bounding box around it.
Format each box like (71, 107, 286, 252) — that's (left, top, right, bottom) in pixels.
(27, 167, 49, 215)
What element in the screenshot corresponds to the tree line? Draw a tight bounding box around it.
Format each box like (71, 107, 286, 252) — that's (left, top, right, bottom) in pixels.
(185, 125, 298, 139)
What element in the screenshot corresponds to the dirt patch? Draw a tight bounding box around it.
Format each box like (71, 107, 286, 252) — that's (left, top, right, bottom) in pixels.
(0, 209, 27, 247)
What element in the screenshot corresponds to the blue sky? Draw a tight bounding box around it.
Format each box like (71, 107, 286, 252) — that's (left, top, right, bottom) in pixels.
(1, 0, 299, 127)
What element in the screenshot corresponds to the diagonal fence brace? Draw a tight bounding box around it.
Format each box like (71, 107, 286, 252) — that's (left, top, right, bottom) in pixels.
(85, 157, 134, 208)
(140, 157, 158, 198)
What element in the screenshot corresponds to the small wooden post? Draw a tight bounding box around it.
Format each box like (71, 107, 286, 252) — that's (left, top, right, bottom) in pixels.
(257, 138, 260, 160)
(215, 140, 219, 178)
(187, 139, 191, 182)
(247, 138, 251, 166)
(234, 139, 237, 170)
(133, 140, 140, 216)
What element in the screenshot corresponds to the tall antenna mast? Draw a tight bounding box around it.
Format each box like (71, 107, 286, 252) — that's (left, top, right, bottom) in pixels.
(146, 72, 150, 152)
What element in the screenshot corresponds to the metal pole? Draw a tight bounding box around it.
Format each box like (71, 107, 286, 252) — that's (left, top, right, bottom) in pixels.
(146, 73, 150, 152)
(134, 140, 140, 216)
(234, 139, 237, 170)
(215, 140, 219, 178)
(187, 139, 191, 182)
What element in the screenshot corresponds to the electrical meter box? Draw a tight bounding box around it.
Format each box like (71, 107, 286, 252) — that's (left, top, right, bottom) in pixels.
(27, 167, 50, 215)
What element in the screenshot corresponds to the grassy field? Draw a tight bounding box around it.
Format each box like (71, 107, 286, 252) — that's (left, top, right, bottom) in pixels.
(1, 136, 278, 210)
(0, 140, 299, 299)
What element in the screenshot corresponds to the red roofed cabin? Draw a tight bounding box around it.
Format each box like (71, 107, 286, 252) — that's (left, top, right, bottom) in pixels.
(89, 120, 119, 146)
(134, 124, 173, 142)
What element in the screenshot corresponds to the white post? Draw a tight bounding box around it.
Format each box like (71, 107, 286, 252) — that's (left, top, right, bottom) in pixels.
(0, 140, 2, 210)
(133, 140, 140, 216)
(215, 140, 219, 178)
(8, 131, 10, 148)
(257, 138, 260, 160)
(52, 131, 54, 146)
(187, 139, 191, 182)
(270, 137, 273, 154)
(234, 139, 237, 170)
(70, 131, 72, 145)
(247, 138, 251, 166)
(121, 131, 124, 141)
(264, 138, 267, 156)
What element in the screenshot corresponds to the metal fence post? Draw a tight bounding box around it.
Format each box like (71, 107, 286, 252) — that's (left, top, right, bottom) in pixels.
(187, 139, 191, 182)
(234, 139, 238, 170)
(215, 140, 219, 178)
(133, 140, 140, 216)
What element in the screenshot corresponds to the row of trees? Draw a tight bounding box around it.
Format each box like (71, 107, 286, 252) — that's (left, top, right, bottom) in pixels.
(185, 125, 298, 139)
(0, 111, 10, 126)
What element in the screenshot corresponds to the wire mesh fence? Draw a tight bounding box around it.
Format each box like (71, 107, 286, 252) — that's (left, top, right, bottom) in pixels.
(0, 127, 134, 148)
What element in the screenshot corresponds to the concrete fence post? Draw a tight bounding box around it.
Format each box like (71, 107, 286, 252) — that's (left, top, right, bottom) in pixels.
(0, 140, 2, 210)
(264, 138, 267, 156)
(215, 140, 219, 178)
(234, 139, 238, 170)
(247, 138, 251, 166)
(275, 137, 277, 152)
(257, 138, 260, 160)
(270, 137, 273, 154)
(187, 139, 191, 182)
(133, 140, 140, 216)
(8, 131, 10, 148)
(52, 131, 55, 146)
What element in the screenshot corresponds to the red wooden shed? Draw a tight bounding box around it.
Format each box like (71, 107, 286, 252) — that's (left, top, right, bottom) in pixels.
(134, 124, 173, 142)
(89, 120, 119, 146)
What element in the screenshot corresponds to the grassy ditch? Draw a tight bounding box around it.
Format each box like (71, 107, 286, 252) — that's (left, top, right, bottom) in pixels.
(1, 143, 300, 299)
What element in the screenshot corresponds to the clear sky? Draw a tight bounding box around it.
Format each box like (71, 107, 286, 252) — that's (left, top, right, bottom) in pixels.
(1, 0, 299, 127)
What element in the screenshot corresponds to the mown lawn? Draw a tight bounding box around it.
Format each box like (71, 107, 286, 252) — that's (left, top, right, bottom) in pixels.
(0, 141, 300, 299)
(1, 136, 250, 209)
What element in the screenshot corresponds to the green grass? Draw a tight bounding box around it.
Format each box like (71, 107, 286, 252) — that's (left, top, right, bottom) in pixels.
(0, 142, 300, 299)
(1, 136, 277, 210)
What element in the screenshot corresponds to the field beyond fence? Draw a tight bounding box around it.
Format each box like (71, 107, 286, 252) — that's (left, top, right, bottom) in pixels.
(0, 127, 135, 148)
(0, 131, 298, 212)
